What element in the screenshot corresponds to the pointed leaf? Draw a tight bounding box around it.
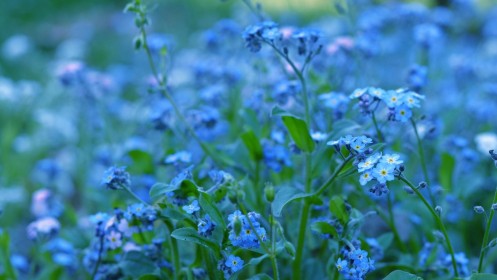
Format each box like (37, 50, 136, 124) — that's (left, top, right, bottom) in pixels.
(171, 227, 220, 256)
(272, 187, 313, 217)
(241, 130, 263, 161)
(281, 115, 315, 153)
(329, 196, 348, 224)
(383, 270, 421, 280)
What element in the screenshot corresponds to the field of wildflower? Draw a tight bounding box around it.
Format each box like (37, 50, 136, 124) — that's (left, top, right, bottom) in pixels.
(2, 0, 497, 279)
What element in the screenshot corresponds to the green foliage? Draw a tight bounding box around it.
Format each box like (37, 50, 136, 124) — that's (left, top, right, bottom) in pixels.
(271, 187, 313, 217)
(383, 270, 422, 280)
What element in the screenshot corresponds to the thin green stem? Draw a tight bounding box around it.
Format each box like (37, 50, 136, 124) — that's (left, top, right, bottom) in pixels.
(410, 118, 435, 206)
(386, 193, 407, 253)
(371, 111, 384, 143)
(266, 42, 310, 125)
(122, 185, 149, 206)
(293, 201, 311, 278)
(238, 202, 272, 255)
(270, 210, 280, 280)
(138, 25, 225, 168)
(314, 156, 354, 196)
(241, 0, 264, 21)
(254, 161, 262, 209)
(91, 235, 105, 279)
(165, 221, 180, 280)
(477, 186, 497, 272)
(399, 176, 459, 277)
(292, 153, 313, 278)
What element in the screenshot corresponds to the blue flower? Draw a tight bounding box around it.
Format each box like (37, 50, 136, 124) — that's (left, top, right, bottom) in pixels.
(226, 255, 244, 272)
(372, 163, 395, 183)
(394, 104, 412, 122)
(383, 90, 403, 108)
(101, 166, 131, 190)
(183, 200, 200, 214)
(358, 153, 382, 172)
(380, 154, 403, 165)
(336, 258, 349, 273)
(359, 171, 374, 186)
(198, 214, 216, 237)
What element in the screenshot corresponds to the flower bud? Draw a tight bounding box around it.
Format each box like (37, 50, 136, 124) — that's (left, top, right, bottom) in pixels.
(491, 203, 497, 211)
(284, 241, 296, 258)
(474, 206, 485, 214)
(434, 205, 442, 216)
(418, 181, 427, 189)
(264, 183, 275, 203)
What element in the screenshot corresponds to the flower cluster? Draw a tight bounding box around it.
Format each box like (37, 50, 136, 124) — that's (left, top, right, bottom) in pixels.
(357, 153, 403, 197)
(327, 135, 373, 154)
(228, 210, 267, 249)
(101, 166, 131, 190)
(242, 21, 322, 58)
(336, 246, 375, 280)
(350, 87, 425, 122)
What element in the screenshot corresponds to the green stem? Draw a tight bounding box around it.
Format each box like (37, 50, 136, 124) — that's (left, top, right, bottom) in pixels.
(165, 221, 180, 280)
(254, 161, 262, 210)
(399, 176, 458, 277)
(386, 193, 407, 253)
(266, 42, 310, 125)
(138, 25, 224, 168)
(91, 235, 105, 279)
(314, 156, 354, 197)
(410, 118, 435, 206)
(292, 153, 313, 278)
(238, 202, 272, 255)
(371, 111, 384, 143)
(477, 186, 497, 272)
(270, 211, 280, 280)
(122, 185, 149, 206)
(293, 201, 311, 278)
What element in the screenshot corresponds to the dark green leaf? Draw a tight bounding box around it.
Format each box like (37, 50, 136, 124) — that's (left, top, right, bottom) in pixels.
(199, 192, 226, 228)
(470, 274, 497, 280)
(377, 232, 394, 250)
(383, 270, 421, 280)
(139, 275, 162, 280)
(241, 130, 263, 161)
(311, 221, 339, 239)
(328, 119, 361, 139)
(120, 251, 159, 278)
(127, 149, 154, 174)
(329, 196, 348, 224)
(282, 115, 315, 153)
(439, 153, 455, 192)
(272, 187, 313, 217)
(171, 228, 220, 256)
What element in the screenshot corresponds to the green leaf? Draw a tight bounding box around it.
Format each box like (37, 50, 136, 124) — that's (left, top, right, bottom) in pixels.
(329, 196, 348, 224)
(241, 130, 263, 161)
(271, 105, 293, 117)
(281, 115, 315, 153)
(199, 192, 226, 228)
(127, 149, 154, 174)
(470, 274, 497, 280)
(328, 119, 361, 139)
(149, 179, 199, 204)
(383, 270, 421, 280)
(439, 152, 455, 192)
(120, 251, 159, 278)
(0, 230, 16, 280)
(139, 275, 162, 280)
(272, 187, 313, 217)
(311, 221, 339, 239)
(377, 232, 394, 250)
(247, 274, 273, 280)
(171, 228, 220, 256)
